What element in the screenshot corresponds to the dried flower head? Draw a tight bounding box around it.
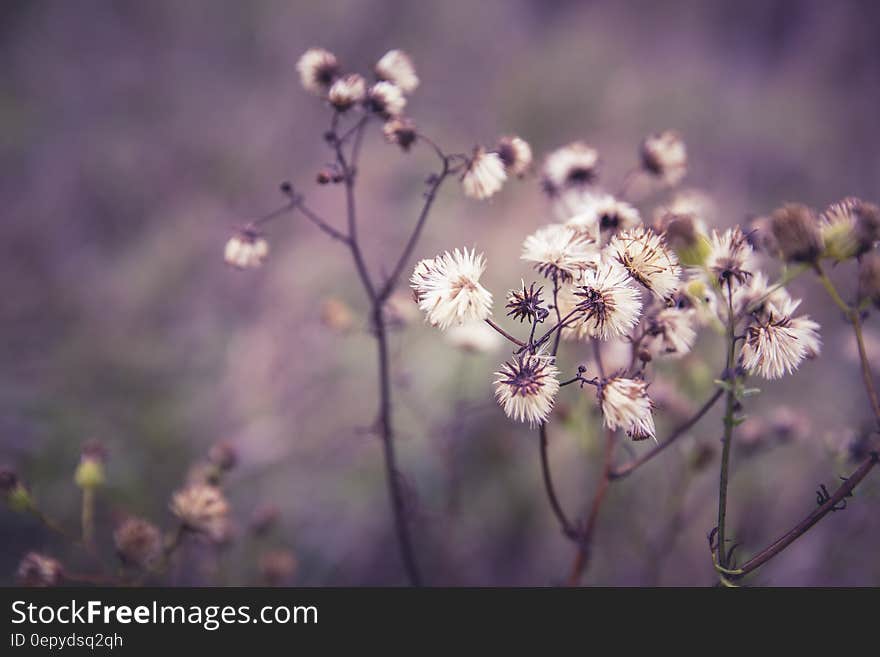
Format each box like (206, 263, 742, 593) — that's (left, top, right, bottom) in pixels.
(859, 250, 880, 309)
(493, 353, 560, 426)
(506, 281, 549, 324)
(410, 248, 493, 330)
(114, 517, 162, 569)
(366, 81, 406, 118)
(655, 211, 711, 266)
(770, 203, 823, 263)
(565, 194, 641, 243)
(608, 227, 681, 299)
(170, 484, 230, 538)
(296, 48, 340, 95)
(521, 224, 597, 283)
(328, 73, 366, 112)
(260, 549, 298, 586)
(383, 117, 418, 151)
(17, 552, 63, 587)
(461, 147, 507, 200)
(568, 264, 642, 341)
(821, 197, 880, 261)
(375, 49, 419, 94)
(741, 313, 821, 379)
(496, 135, 533, 178)
(705, 227, 754, 289)
(644, 307, 697, 358)
(225, 229, 269, 270)
(598, 376, 655, 440)
(444, 321, 503, 354)
(542, 141, 599, 195)
(641, 131, 687, 185)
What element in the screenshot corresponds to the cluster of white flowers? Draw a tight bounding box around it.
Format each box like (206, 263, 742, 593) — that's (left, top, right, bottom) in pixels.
(407, 132, 861, 444)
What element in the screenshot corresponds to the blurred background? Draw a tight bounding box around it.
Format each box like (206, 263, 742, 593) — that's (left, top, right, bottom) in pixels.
(2, 0, 879, 586)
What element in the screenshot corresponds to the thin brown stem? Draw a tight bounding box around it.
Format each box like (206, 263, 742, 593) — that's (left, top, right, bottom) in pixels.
(567, 428, 616, 586)
(609, 387, 724, 480)
(728, 452, 878, 579)
(538, 424, 578, 540)
(484, 318, 527, 348)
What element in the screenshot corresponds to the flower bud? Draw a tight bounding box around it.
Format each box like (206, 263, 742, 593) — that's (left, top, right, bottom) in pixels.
(74, 440, 106, 490)
(208, 441, 238, 472)
(1, 467, 33, 512)
(769, 203, 823, 263)
(656, 212, 710, 266)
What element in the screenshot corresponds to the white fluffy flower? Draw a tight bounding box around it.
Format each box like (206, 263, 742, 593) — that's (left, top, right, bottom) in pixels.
(522, 224, 598, 283)
(296, 48, 339, 95)
(494, 353, 560, 426)
(461, 148, 507, 200)
(704, 227, 754, 289)
(170, 484, 230, 539)
(565, 193, 641, 243)
(608, 227, 681, 299)
(328, 73, 366, 111)
(410, 248, 493, 330)
(224, 231, 269, 269)
(444, 321, 503, 354)
(542, 141, 599, 194)
(562, 264, 642, 341)
(496, 135, 533, 177)
(644, 307, 697, 358)
(367, 81, 406, 118)
(641, 131, 687, 185)
(598, 377, 655, 440)
(741, 314, 821, 379)
(375, 49, 419, 94)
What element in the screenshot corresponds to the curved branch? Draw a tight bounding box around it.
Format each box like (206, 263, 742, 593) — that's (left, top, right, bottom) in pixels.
(539, 424, 578, 540)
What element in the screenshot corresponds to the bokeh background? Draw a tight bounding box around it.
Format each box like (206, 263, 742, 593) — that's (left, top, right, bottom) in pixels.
(2, 0, 879, 586)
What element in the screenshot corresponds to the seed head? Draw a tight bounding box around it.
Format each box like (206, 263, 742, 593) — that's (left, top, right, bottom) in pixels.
(641, 131, 687, 185)
(770, 203, 823, 263)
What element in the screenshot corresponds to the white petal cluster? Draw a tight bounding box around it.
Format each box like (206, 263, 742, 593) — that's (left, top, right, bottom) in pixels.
(644, 307, 697, 358)
(375, 49, 419, 94)
(704, 226, 754, 289)
(410, 248, 493, 330)
(367, 81, 406, 118)
(542, 141, 599, 194)
(563, 263, 642, 341)
(296, 48, 339, 95)
(565, 194, 641, 244)
(599, 377, 655, 440)
(328, 73, 366, 111)
(608, 227, 681, 298)
(496, 135, 533, 178)
(461, 148, 507, 200)
(224, 232, 269, 269)
(521, 224, 598, 282)
(494, 353, 560, 426)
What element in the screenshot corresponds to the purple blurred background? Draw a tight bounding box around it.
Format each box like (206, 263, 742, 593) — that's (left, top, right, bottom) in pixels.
(2, 0, 879, 585)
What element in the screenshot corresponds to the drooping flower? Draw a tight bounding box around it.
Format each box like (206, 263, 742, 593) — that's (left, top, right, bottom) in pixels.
(566, 264, 642, 341)
(366, 81, 406, 118)
(704, 226, 754, 289)
(608, 227, 681, 299)
(375, 49, 419, 94)
(410, 248, 493, 330)
(598, 376, 655, 440)
(494, 353, 560, 426)
(225, 230, 269, 270)
(461, 148, 507, 200)
(496, 135, 533, 178)
(328, 73, 366, 112)
(542, 141, 599, 195)
(521, 224, 597, 283)
(641, 131, 687, 185)
(296, 48, 340, 95)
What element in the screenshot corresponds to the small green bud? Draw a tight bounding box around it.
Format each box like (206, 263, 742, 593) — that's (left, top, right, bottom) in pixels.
(74, 458, 105, 489)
